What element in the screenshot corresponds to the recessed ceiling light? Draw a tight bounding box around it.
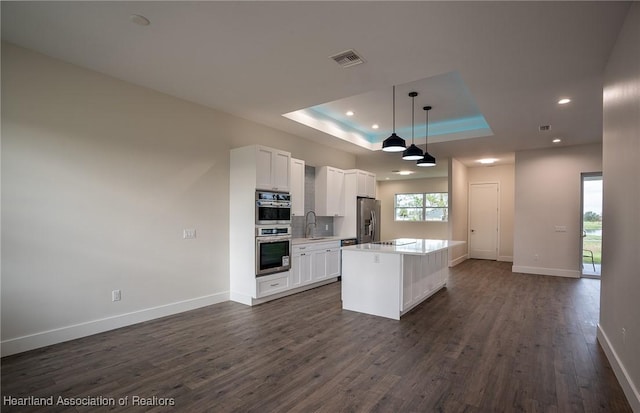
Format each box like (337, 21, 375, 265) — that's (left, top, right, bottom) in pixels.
(130, 14, 150, 26)
(477, 158, 498, 165)
(558, 98, 571, 105)
(552, 138, 562, 143)
(372, 124, 379, 129)
(346, 111, 354, 116)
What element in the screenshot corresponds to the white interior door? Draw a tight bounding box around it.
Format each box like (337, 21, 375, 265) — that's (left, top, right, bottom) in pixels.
(469, 183, 499, 260)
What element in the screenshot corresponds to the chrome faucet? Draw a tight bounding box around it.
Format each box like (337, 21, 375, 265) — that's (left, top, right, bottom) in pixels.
(305, 210, 317, 238)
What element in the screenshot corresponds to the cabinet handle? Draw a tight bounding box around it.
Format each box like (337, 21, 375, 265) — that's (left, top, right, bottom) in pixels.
(270, 283, 280, 287)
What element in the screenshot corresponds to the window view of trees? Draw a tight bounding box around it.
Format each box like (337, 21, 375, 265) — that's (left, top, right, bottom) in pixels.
(583, 210, 602, 265)
(395, 193, 448, 222)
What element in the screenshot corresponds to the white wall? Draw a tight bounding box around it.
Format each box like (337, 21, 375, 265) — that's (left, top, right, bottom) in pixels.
(377, 177, 449, 241)
(512, 143, 602, 278)
(468, 164, 515, 261)
(449, 158, 469, 265)
(1, 43, 355, 355)
(599, 4, 640, 410)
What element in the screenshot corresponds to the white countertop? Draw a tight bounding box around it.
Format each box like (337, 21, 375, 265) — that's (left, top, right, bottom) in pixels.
(292, 236, 343, 245)
(341, 238, 465, 255)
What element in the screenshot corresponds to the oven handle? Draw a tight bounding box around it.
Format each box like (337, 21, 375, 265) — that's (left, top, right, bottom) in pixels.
(256, 235, 292, 243)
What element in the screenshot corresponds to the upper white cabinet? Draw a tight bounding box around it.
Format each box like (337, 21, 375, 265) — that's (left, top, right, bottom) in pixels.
(290, 158, 305, 217)
(315, 166, 344, 216)
(255, 146, 290, 192)
(352, 169, 376, 198)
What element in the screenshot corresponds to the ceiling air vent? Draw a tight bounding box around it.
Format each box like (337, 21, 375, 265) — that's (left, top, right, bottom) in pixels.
(539, 125, 551, 132)
(330, 49, 365, 68)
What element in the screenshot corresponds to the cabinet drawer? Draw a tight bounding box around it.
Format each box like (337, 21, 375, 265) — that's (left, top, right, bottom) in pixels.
(257, 274, 290, 297)
(293, 244, 311, 254)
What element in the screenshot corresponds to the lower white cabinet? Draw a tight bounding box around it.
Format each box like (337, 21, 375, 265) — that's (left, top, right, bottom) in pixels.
(291, 250, 313, 288)
(401, 250, 448, 312)
(257, 272, 290, 298)
(292, 240, 341, 287)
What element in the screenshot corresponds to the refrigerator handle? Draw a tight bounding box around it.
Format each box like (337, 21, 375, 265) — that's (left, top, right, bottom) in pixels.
(371, 210, 376, 240)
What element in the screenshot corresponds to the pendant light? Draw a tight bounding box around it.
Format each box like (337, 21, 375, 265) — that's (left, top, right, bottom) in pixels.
(402, 92, 424, 160)
(381, 85, 406, 152)
(417, 106, 437, 167)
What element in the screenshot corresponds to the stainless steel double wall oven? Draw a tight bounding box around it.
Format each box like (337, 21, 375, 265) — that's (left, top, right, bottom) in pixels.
(255, 191, 291, 277)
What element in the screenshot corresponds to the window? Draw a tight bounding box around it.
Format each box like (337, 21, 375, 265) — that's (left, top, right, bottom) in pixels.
(395, 192, 448, 222)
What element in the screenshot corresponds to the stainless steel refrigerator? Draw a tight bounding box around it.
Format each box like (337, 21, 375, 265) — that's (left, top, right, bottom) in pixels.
(357, 197, 381, 244)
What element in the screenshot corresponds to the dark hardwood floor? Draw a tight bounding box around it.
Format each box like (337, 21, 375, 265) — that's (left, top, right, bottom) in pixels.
(2, 260, 632, 412)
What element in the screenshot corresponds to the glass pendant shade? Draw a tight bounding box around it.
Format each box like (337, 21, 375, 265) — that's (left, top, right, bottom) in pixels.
(417, 152, 436, 167)
(382, 133, 406, 152)
(402, 144, 424, 160)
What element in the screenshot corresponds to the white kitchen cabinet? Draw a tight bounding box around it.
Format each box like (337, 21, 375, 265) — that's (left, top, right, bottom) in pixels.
(325, 247, 341, 278)
(291, 245, 313, 288)
(255, 146, 290, 192)
(335, 169, 376, 238)
(315, 166, 344, 216)
(352, 169, 376, 198)
(230, 144, 291, 306)
(291, 240, 341, 285)
(290, 158, 305, 217)
(311, 241, 341, 281)
(256, 271, 290, 298)
(401, 250, 448, 312)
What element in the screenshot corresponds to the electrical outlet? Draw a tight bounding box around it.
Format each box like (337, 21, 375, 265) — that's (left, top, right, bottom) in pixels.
(112, 289, 121, 302)
(183, 228, 196, 239)
(534, 254, 539, 262)
(374, 254, 380, 264)
(554, 225, 567, 232)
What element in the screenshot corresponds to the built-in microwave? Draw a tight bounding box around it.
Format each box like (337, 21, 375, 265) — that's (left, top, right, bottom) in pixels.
(256, 230, 291, 277)
(256, 191, 291, 224)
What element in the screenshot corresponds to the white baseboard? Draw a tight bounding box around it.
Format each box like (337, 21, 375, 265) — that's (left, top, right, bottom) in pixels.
(449, 254, 468, 267)
(597, 325, 640, 412)
(498, 255, 513, 262)
(1, 291, 229, 357)
(229, 291, 253, 305)
(511, 265, 580, 278)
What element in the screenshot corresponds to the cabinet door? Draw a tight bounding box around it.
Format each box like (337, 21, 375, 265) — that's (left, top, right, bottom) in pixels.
(325, 248, 341, 278)
(365, 173, 376, 198)
(255, 147, 290, 191)
(328, 168, 345, 216)
(356, 171, 367, 197)
(312, 249, 327, 281)
(291, 254, 303, 288)
(255, 147, 274, 190)
(290, 158, 305, 217)
(273, 150, 290, 192)
(300, 253, 313, 284)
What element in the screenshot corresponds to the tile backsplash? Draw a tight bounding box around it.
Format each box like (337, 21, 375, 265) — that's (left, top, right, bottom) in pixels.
(291, 165, 334, 238)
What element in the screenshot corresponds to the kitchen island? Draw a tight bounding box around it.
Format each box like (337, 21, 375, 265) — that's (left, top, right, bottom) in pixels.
(341, 239, 465, 320)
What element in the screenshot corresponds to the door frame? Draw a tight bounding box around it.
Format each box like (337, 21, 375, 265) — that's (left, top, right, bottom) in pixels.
(468, 181, 500, 260)
(580, 171, 603, 278)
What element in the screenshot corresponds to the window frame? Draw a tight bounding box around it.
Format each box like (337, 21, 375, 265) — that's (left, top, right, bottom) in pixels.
(394, 192, 449, 222)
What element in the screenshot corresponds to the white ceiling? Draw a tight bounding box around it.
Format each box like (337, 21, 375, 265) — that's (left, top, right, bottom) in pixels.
(1, 1, 631, 180)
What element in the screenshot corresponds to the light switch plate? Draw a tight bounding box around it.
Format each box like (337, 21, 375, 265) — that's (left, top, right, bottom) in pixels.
(183, 229, 197, 239)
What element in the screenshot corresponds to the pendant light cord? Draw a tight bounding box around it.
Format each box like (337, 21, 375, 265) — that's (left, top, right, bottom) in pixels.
(424, 106, 431, 151)
(392, 85, 396, 133)
(411, 94, 415, 144)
